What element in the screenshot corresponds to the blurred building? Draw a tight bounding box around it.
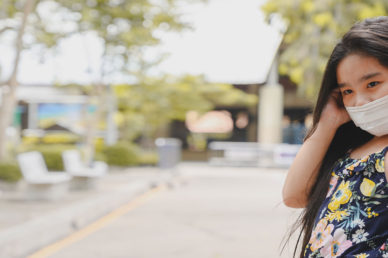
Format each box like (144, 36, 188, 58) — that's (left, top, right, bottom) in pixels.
(14, 84, 89, 134)
(169, 75, 313, 150)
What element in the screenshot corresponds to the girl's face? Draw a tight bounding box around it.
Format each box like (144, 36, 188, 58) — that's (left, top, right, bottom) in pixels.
(337, 54, 388, 107)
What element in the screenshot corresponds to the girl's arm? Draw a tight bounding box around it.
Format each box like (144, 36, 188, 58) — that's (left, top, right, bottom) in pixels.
(282, 91, 350, 208)
(282, 123, 336, 208)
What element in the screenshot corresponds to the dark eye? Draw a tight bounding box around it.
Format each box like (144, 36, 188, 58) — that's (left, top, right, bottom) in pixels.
(367, 81, 379, 88)
(342, 89, 352, 95)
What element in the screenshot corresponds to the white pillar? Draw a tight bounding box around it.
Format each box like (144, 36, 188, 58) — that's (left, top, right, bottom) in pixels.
(28, 102, 39, 129)
(258, 54, 284, 143)
(105, 85, 118, 145)
(258, 85, 283, 143)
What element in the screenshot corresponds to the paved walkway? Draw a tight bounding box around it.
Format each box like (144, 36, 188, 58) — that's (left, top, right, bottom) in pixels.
(0, 167, 170, 230)
(0, 166, 176, 258)
(0, 163, 302, 258)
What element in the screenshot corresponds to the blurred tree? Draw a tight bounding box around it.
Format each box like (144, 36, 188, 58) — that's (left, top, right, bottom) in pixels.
(261, 0, 388, 100)
(54, 0, 205, 162)
(0, 0, 38, 160)
(113, 74, 257, 143)
(0, 0, 205, 161)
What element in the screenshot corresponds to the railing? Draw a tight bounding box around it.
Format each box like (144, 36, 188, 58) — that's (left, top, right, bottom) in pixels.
(208, 141, 301, 168)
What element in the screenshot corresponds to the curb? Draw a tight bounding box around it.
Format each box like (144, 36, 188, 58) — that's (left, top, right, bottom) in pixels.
(0, 172, 175, 258)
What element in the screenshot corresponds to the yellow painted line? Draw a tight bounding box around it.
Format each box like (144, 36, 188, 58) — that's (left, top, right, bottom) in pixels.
(28, 184, 166, 258)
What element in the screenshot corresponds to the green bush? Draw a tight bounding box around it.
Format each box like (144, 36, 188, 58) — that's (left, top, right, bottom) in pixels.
(94, 151, 107, 162)
(103, 143, 140, 167)
(41, 132, 80, 144)
(0, 162, 22, 183)
(138, 151, 158, 166)
(23, 132, 80, 145)
(19, 144, 75, 171)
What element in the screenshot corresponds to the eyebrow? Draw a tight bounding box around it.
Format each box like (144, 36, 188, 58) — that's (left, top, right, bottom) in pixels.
(338, 72, 381, 88)
(359, 72, 381, 82)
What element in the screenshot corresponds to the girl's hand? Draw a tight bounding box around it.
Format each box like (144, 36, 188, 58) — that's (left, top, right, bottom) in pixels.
(319, 89, 351, 130)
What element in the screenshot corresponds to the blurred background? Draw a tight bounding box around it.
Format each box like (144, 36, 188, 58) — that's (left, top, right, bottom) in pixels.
(0, 0, 387, 257)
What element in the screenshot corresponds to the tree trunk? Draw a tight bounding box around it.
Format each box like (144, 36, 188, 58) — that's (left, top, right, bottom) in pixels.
(0, 0, 36, 160)
(83, 82, 105, 165)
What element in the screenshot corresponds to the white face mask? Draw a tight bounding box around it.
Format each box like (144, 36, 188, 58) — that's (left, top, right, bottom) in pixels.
(345, 94, 388, 136)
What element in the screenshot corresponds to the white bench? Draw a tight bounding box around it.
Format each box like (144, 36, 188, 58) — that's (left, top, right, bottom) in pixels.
(17, 151, 72, 200)
(62, 150, 107, 190)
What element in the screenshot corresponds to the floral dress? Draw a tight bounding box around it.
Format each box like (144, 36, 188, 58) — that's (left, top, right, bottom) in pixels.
(304, 146, 388, 258)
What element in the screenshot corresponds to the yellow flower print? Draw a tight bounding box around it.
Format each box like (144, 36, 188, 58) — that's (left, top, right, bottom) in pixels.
(360, 178, 376, 197)
(328, 181, 352, 211)
(360, 156, 369, 163)
(346, 164, 356, 171)
(325, 210, 349, 222)
(355, 253, 369, 258)
(375, 158, 385, 173)
(366, 207, 379, 218)
(346, 157, 369, 171)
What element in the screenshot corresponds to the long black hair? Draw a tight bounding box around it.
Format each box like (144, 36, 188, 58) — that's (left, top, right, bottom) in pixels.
(291, 16, 388, 257)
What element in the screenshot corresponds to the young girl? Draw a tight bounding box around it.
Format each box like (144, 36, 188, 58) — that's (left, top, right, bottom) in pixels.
(283, 16, 388, 257)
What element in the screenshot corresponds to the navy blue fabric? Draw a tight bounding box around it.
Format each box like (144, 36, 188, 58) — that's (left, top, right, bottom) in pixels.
(304, 146, 388, 257)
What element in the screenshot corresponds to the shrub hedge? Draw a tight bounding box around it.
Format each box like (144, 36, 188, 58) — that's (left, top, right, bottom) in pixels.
(18, 142, 156, 170)
(138, 151, 158, 166)
(19, 144, 75, 171)
(23, 132, 80, 145)
(0, 162, 22, 182)
(102, 143, 141, 167)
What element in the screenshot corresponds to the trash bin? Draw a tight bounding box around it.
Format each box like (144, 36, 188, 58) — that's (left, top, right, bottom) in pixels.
(155, 138, 182, 169)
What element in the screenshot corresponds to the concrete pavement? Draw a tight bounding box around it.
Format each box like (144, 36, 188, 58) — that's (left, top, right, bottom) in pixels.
(0, 163, 302, 258)
(42, 164, 301, 258)
(0, 166, 178, 258)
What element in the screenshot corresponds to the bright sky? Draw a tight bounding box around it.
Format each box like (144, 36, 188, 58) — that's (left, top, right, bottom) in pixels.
(0, 0, 283, 85)
(151, 0, 284, 84)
